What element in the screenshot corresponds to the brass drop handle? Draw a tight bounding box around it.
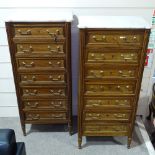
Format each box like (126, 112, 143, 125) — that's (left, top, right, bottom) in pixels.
(22, 61, 34, 67)
(18, 29, 31, 35)
(26, 102, 39, 108)
(48, 46, 61, 53)
(24, 75, 36, 82)
(49, 75, 61, 81)
(120, 36, 127, 41)
(32, 114, 40, 120)
(92, 35, 106, 41)
(52, 114, 63, 118)
(25, 89, 37, 96)
(114, 114, 125, 118)
(50, 89, 63, 95)
(19, 45, 33, 52)
(133, 36, 137, 41)
(30, 90, 38, 96)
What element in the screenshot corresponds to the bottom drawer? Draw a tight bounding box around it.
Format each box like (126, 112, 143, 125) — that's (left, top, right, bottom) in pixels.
(83, 124, 128, 136)
(25, 111, 67, 123)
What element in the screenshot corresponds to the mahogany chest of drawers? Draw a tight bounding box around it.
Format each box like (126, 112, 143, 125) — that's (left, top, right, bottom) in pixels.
(6, 22, 72, 135)
(78, 19, 150, 148)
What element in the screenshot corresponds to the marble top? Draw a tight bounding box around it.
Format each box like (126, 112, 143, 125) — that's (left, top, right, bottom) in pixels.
(5, 11, 73, 22)
(77, 16, 151, 29)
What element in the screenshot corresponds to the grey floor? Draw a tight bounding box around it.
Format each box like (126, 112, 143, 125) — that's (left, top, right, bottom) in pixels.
(0, 117, 150, 155)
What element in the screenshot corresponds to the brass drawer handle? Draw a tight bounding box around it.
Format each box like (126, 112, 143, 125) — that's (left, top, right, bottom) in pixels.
(48, 46, 61, 53)
(49, 75, 61, 81)
(26, 102, 39, 108)
(114, 114, 126, 118)
(50, 89, 63, 95)
(50, 101, 63, 107)
(120, 36, 127, 41)
(18, 29, 31, 35)
(92, 35, 106, 41)
(24, 75, 36, 82)
(51, 114, 63, 118)
(22, 61, 34, 67)
(124, 57, 132, 60)
(25, 89, 38, 96)
(20, 45, 33, 53)
(27, 114, 40, 120)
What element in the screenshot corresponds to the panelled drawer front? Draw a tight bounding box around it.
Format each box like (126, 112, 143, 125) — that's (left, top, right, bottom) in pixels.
(87, 31, 143, 47)
(85, 65, 137, 80)
(20, 73, 65, 85)
(17, 59, 65, 70)
(85, 83, 135, 95)
(25, 112, 67, 121)
(21, 87, 66, 98)
(86, 49, 139, 64)
(83, 124, 128, 135)
(84, 112, 131, 122)
(15, 26, 64, 37)
(23, 100, 67, 110)
(84, 97, 133, 109)
(16, 43, 64, 57)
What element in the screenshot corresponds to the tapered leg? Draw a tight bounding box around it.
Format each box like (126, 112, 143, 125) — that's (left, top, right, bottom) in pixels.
(78, 136, 82, 149)
(127, 137, 132, 149)
(146, 104, 152, 120)
(21, 123, 26, 136)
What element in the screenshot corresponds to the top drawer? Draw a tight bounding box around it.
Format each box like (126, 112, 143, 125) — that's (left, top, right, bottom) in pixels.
(13, 23, 65, 38)
(86, 30, 144, 48)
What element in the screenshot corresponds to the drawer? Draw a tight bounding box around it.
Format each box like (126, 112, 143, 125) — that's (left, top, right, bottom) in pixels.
(86, 30, 144, 47)
(84, 97, 133, 109)
(85, 65, 137, 80)
(23, 100, 67, 110)
(21, 86, 66, 99)
(25, 111, 67, 122)
(86, 48, 139, 64)
(20, 72, 65, 85)
(85, 82, 135, 96)
(84, 112, 131, 122)
(83, 124, 128, 136)
(14, 25, 64, 38)
(16, 43, 65, 57)
(17, 59, 65, 71)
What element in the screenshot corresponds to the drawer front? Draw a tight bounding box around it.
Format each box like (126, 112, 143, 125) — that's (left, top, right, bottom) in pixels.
(84, 112, 131, 122)
(21, 87, 66, 98)
(86, 50, 139, 64)
(16, 43, 64, 56)
(20, 73, 65, 85)
(84, 97, 133, 109)
(17, 59, 65, 70)
(87, 31, 143, 47)
(85, 66, 137, 80)
(15, 26, 64, 37)
(25, 112, 67, 121)
(83, 124, 128, 135)
(23, 100, 67, 110)
(85, 83, 135, 95)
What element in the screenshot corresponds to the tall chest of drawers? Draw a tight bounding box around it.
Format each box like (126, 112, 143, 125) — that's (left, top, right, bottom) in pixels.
(6, 22, 72, 135)
(78, 16, 150, 148)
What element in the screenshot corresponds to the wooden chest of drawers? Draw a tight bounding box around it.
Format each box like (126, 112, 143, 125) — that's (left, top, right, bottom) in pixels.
(6, 22, 72, 135)
(78, 28, 150, 148)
